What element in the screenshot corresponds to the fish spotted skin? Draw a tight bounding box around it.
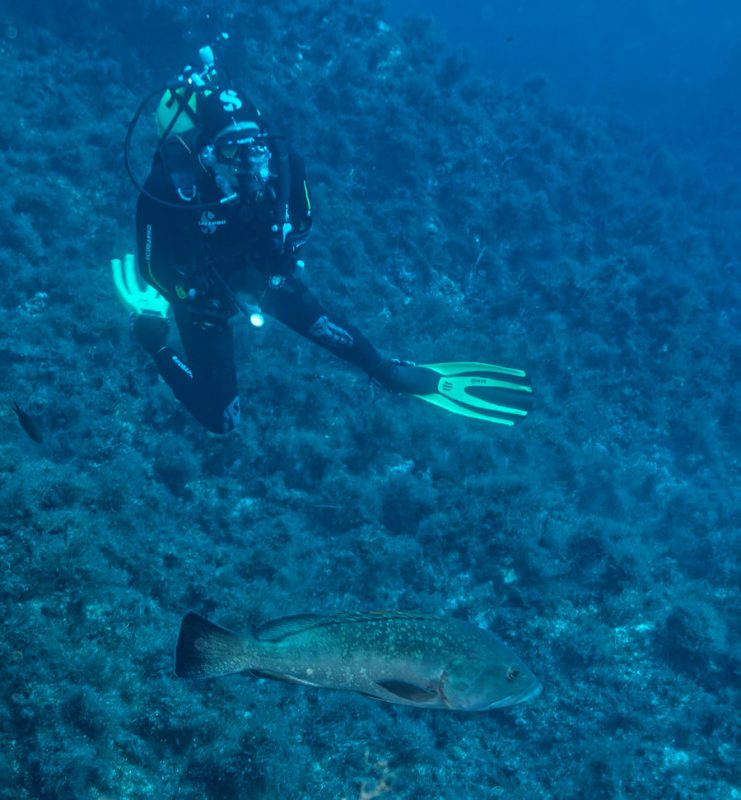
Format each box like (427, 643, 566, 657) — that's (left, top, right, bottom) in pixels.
(175, 610, 541, 711)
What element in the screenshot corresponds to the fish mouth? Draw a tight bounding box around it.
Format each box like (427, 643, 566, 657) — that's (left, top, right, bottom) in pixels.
(487, 681, 542, 709)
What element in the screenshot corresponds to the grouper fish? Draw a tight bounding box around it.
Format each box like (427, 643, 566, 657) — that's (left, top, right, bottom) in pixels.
(175, 610, 541, 711)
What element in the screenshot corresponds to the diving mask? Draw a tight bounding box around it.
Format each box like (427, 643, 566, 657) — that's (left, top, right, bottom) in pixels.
(212, 122, 271, 181)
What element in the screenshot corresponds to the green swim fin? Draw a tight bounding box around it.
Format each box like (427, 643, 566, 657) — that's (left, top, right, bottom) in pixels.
(414, 362, 533, 426)
(111, 253, 170, 318)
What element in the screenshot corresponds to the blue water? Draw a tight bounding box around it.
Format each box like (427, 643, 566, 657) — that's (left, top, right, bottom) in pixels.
(389, 0, 741, 182)
(1, 1, 739, 798)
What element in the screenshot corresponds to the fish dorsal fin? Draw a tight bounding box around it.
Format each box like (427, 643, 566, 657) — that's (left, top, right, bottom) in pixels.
(376, 680, 438, 703)
(256, 614, 325, 642)
(256, 610, 442, 642)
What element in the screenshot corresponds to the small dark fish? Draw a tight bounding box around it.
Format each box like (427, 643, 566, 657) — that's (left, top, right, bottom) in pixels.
(175, 610, 541, 711)
(12, 401, 43, 443)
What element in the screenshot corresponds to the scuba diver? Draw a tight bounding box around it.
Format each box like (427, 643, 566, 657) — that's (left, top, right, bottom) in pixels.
(114, 36, 533, 434)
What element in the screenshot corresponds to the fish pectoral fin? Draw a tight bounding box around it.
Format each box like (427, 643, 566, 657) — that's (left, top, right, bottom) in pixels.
(250, 669, 322, 688)
(375, 680, 439, 703)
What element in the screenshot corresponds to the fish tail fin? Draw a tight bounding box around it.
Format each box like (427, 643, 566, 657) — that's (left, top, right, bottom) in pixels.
(175, 611, 253, 679)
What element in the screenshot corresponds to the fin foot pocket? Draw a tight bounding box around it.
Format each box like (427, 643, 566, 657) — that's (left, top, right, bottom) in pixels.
(372, 360, 440, 395)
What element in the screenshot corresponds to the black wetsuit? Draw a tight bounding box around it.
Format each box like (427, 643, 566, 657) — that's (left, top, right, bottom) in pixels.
(135, 143, 386, 434)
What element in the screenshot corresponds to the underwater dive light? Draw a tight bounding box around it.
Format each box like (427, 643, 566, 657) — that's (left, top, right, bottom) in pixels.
(247, 308, 265, 327)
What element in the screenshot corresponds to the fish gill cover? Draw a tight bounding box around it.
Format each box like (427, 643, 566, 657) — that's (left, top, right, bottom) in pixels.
(0, 0, 738, 799)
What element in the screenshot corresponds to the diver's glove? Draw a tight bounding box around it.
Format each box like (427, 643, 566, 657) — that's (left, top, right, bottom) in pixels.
(372, 359, 439, 395)
(132, 313, 170, 355)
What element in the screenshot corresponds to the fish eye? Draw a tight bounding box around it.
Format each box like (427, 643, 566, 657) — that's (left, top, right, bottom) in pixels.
(506, 666, 520, 681)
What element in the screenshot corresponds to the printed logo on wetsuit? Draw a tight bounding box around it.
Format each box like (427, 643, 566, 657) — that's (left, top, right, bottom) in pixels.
(199, 211, 227, 235)
(219, 89, 243, 113)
